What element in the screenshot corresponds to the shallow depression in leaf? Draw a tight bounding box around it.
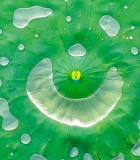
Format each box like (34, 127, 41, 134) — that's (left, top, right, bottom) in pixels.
(26, 58, 124, 127)
(13, 6, 53, 28)
(111, 153, 124, 160)
(99, 15, 120, 37)
(30, 154, 46, 160)
(0, 98, 19, 130)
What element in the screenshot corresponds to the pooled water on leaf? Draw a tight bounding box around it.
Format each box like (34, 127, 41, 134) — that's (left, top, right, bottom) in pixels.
(131, 47, 138, 55)
(30, 154, 46, 160)
(0, 57, 9, 66)
(70, 147, 78, 157)
(99, 15, 120, 37)
(111, 153, 124, 160)
(13, 6, 53, 28)
(0, 98, 19, 130)
(83, 153, 93, 160)
(21, 133, 31, 144)
(131, 139, 140, 156)
(18, 44, 25, 51)
(68, 43, 86, 57)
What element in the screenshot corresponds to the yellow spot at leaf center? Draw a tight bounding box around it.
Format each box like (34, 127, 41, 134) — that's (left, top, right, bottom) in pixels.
(71, 71, 81, 80)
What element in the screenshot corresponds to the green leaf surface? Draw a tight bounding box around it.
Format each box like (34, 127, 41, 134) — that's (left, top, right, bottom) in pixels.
(0, 0, 140, 159)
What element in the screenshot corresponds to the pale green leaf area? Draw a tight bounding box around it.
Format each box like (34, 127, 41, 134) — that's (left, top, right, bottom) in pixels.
(0, 0, 140, 160)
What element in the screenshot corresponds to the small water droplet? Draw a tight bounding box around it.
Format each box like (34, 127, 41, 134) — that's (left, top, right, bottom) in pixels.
(0, 79, 2, 87)
(131, 47, 138, 55)
(70, 147, 78, 157)
(0, 29, 2, 34)
(138, 120, 140, 130)
(110, 2, 113, 5)
(89, 27, 91, 30)
(131, 25, 135, 30)
(35, 34, 38, 37)
(0, 57, 9, 66)
(21, 134, 31, 144)
(124, 5, 128, 9)
(18, 44, 25, 51)
(83, 153, 93, 160)
(30, 154, 46, 160)
(10, 152, 14, 156)
(111, 153, 124, 160)
(129, 36, 133, 40)
(131, 139, 140, 156)
(66, 16, 72, 22)
(68, 43, 86, 57)
(65, 0, 67, 1)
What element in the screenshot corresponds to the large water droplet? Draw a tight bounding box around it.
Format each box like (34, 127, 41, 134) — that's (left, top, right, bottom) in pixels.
(131, 139, 140, 156)
(99, 15, 120, 37)
(13, 6, 53, 28)
(83, 153, 93, 160)
(70, 147, 78, 157)
(66, 16, 72, 22)
(21, 133, 31, 144)
(30, 154, 46, 160)
(0, 98, 19, 130)
(18, 44, 25, 51)
(111, 153, 124, 160)
(0, 57, 9, 66)
(131, 47, 138, 55)
(68, 43, 86, 57)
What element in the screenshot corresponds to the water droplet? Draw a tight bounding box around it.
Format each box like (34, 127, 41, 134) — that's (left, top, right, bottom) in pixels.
(138, 120, 140, 130)
(30, 154, 46, 160)
(10, 152, 14, 156)
(13, 6, 53, 28)
(110, 2, 113, 5)
(21, 134, 31, 144)
(66, 16, 72, 22)
(129, 36, 133, 40)
(131, 139, 140, 156)
(89, 27, 91, 30)
(18, 44, 25, 51)
(0, 29, 2, 34)
(131, 47, 138, 55)
(99, 15, 120, 37)
(83, 153, 93, 160)
(131, 25, 135, 30)
(70, 147, 78, 157)
(35, 34, 38, 37)
(0, 98, 19, 130)
(111, 153, 124, 160)
(0, 57, 9, 66)
(124, 5, 128, 9)
(0, 79, 2, 87)
(68, 43, 86, 57)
